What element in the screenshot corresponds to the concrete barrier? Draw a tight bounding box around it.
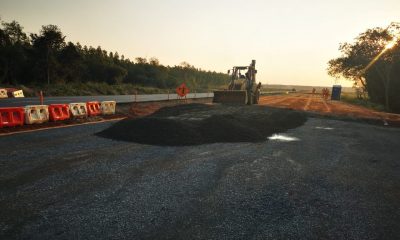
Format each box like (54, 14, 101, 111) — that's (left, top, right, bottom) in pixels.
(101, 101, 116, 115)
(0, 89, 7, 98)
(24, 105, 49, 124)
(69, 103, 87, 118)
(12, 90, 24, 98)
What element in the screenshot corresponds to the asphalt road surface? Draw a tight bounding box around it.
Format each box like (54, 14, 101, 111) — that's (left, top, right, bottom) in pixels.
(0, 93, 213, 107)
(1, 116, 400, 239)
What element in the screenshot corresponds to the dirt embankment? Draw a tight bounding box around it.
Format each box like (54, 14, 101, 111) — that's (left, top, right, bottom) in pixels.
(97, 104, 308, 146)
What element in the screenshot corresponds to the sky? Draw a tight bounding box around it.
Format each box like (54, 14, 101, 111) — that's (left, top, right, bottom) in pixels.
(1, 0, 399, 87)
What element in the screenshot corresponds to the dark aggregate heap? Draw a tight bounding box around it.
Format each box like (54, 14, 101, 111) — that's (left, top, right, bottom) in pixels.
(97, 104, 307, 146)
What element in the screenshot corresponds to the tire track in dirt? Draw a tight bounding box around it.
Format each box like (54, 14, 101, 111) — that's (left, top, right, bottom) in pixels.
(258, 96, 290, 105)
(307, 96, 326, 112)
(303, 94, 313, 111)
(274, 96, 309, 109)
(259, 94, 307, 107)
(322, 99, 332, 113)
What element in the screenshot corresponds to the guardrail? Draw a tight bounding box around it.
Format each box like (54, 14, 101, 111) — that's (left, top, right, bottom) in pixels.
(0, 92, 214, 107)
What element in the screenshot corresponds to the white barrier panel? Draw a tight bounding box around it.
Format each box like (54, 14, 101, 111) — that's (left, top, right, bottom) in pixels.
(101, 101, 116, 115)
(12, 90, 24, 98)
(24, 105, 49, 124)
(0, 89, 7, 98)
(69, 103, 88, 118)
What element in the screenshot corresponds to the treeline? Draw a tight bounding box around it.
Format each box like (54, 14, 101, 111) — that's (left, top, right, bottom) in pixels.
(0, 20, 229, 90)
(328, 23, 400, 112)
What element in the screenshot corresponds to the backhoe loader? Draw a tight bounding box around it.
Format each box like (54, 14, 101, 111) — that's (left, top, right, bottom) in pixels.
(213, 60, 261, 104)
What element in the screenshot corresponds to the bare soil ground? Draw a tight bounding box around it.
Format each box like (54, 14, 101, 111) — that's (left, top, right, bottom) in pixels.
(259, 93, 400, 126)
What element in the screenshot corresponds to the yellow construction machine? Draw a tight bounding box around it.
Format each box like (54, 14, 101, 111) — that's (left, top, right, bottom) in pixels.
(213, 60, 261, 105)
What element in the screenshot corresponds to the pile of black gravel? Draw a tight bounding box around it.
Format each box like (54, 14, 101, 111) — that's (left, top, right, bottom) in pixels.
(97, 104, 307, 146)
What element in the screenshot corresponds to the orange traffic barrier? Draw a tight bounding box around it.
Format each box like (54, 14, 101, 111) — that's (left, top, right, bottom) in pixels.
(0, 107, 25, 128)
(86, 101, 101, 116)
(49, 104, 70, 121)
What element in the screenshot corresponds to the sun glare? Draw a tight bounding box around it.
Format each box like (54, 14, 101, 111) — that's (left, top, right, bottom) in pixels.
(363, 37, 398, 72)
(385, 38, 397, 50)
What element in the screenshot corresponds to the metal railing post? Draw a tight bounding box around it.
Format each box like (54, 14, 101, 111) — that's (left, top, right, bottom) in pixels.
(134, 90, 137, 102)
(39, 90, 44, 105)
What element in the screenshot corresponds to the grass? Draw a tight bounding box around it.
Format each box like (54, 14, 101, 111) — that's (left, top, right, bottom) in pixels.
(341, 92, 386, 112)
(12, 82, 214, 97)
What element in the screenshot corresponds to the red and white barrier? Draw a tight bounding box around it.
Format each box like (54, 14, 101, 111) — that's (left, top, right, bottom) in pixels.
(0, 99, 117, 129)
(12, 90, 24, 98)
(101, 101, 116, 115)
(0, 107, 24, 128)
(87, 101, 101, 116)
(24, 105, 49, 124)
(69, 103, 87, 118)
(49, 104, 70, 121)
(0, 89, 7, 98)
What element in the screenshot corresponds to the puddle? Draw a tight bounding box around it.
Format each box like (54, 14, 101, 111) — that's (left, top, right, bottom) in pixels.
(315, 126, 334, 130)
(268, 134, 300, 142)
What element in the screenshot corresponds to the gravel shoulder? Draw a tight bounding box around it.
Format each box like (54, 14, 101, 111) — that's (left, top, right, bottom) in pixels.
(0, 116, 400, 239)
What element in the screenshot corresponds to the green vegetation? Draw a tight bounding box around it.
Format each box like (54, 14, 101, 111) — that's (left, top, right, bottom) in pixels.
(340, 92, 385, 112)
(0, 20, 229, 96)
(328, 22, 400, 113)
(14, 83, 182, 97)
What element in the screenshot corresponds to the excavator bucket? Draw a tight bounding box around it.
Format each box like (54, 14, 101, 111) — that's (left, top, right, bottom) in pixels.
(213, 90, 247, 104)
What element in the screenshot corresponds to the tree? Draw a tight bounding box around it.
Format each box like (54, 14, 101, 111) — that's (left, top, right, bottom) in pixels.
(2, 20, 29, 44)
(327, 23, 400, 111)
(135, 57, 147, 64)
(0, 19, 230, 93)
(58, 42, 83, 82)
(31, 25, 65, 84)
(149, 57, 159, 66)
(0, 20, 29, 84)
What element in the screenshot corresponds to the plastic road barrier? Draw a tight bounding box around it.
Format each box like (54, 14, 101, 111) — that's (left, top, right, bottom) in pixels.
(101, 101, 116, 115)
(69, 103, 88, 118)
(0, 107, 24, 128)
(0, 89, 7, 98)
(24, 105, 49, 124)
(86, 101, 101, 116)
(49, 104, 70, 121)
(12, 90, 24, 98)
